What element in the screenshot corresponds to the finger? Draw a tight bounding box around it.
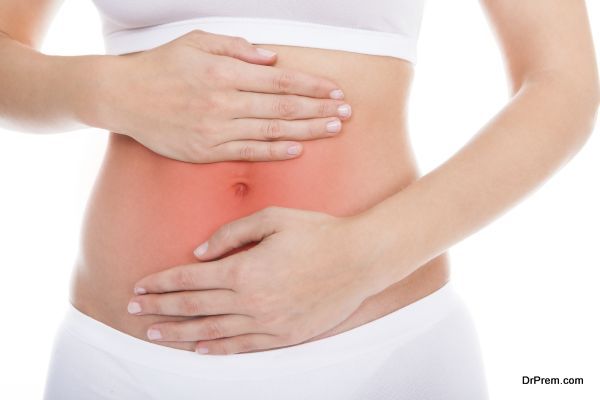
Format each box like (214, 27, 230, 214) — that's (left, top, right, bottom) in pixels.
(193, 207, 281, 260)
(146, 314, 257, 342)
(231, 62, 344, 99)
(220, 116, 342, 143)
(183, 30, 278, 65)
(128, 289, 240, 317)
(133, 260, 236, 294)
(209, 139, 304, 161)
(195, 333, 284, 355)
(230, 91, 352, 120)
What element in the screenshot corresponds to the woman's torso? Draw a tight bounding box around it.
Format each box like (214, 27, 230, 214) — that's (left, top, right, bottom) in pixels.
(70, 43, 450, 352)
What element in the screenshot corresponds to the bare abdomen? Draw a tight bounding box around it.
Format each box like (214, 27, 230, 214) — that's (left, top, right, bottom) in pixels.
(70, 46, 450, 351)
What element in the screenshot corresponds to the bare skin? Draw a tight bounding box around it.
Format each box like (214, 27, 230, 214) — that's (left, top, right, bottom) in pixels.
(2, 0, 598, 357)
(117, 0, 599, 355)
(70, 44, 451, 352)
(0, 0, 449, 353)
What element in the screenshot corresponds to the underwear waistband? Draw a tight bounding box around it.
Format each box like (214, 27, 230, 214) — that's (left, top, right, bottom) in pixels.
(57, 281, 463, 379)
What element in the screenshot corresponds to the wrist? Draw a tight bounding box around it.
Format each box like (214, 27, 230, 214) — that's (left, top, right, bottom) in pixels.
(341, 208, 402, 297)
(342, 195, 428, 295)
(51, 53, 125, 132)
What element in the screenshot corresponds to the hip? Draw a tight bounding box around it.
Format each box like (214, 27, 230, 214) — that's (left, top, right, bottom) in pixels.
(48, 281, 488, 400)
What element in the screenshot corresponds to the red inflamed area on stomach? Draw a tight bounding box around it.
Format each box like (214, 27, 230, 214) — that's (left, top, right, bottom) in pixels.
(90, 131, 388, 273)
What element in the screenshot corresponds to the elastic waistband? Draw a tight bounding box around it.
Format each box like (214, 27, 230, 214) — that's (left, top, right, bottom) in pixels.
(59, 281, 462, 379)
(103, 16, 417, 63)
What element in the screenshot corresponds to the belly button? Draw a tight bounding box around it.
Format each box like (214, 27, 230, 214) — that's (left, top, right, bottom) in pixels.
(232, 182, 249, 197)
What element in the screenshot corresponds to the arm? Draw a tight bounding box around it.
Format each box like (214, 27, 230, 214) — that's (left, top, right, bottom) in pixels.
(350, 0, 600, 294)
(0, 2, 349, 162)
(0, 0, 111, 133)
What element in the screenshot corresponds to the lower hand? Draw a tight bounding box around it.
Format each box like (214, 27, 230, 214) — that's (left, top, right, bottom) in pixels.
(128, 206, 376, 355)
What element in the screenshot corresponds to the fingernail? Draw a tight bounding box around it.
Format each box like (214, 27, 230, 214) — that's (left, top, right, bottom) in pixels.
(147, 328, 162, 340)
(326, 119, 342, 133)
(127, 301, 142, 314)
(256, 48, 276, 58)
(196, 347, 210, 354)
(287, 145, 301, 155)
(337, 104, 351, 117)
(194, 242, 208, 257)
(329, 89, 344, 100)
(134, 286, 146, 295)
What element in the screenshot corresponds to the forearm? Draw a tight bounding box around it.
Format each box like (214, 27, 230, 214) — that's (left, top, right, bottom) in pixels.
(351, 75, 599, 295)
(0, 32, 112, 133)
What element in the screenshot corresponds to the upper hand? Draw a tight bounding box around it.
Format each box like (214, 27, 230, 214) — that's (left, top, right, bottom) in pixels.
(96, 30, 351, 163)
(128, 206, 376, 355)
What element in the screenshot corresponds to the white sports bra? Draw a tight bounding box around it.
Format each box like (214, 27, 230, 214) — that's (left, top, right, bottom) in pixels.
(91, 0, 426, 63)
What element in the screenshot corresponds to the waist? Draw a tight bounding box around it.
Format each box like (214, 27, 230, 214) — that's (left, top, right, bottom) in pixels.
(70, 44, 448, 349)
(78, 120, 419, 274)
(72, 123, 448, 350)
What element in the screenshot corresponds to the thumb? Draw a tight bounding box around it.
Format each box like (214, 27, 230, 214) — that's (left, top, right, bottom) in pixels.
(192, 30, 277, 65)
(193, 207, 280, 260)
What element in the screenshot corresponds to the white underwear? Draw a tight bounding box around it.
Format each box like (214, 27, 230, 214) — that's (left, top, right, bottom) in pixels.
(42, 281, 489, 400)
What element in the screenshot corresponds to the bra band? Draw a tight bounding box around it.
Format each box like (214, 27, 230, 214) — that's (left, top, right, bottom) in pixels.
(104, 17, 418, 63)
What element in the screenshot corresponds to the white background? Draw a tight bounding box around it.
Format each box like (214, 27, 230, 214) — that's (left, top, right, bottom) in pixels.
(0, 1, 598, 399)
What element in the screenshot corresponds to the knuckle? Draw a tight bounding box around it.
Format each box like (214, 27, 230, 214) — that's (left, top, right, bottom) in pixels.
(163, 324, 182, 341)
(181, 29, 205, 43)
(141, 296, 158, 314)
(263, 119, 282, 140)
(202, 92, 226, 113)
(244, 291, 263, 313)
(174, 268, 196, 290)
(317, 101, 329, 118)
(190, 116, 209, 134)
(273, 98, 297, 118)
(257, 309, 281, 328)
(203, 62, 229, 82)
(223, 60, 240, 87)
(261, 205, 280, 219)
(307, 120, 322, 139)
(219, 344, 232, 355)
(246, 292, 273, 319)
(186, 135, 212, 163)
(189, 29, 207, 37)
(191, 118, 216, 138)
(216, 222, 233, 244)
(179, 295, 201, 315)
(266, 142, 278, 160)
(171, 330, 184, 342)
(277, 331, 295, 344)
(228, 256, 250, 291)
(236, 337, 254, 353)
(258, 205, 284, 226)
(230, 36, 249, 49)
(312, 79, 327, 96)
(225, 264, 241, 290)
(273, 71, 295, 92)
(238, 144, 256, 161)
(202, 319, 224, 339)
(203, 62, 219, 78)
